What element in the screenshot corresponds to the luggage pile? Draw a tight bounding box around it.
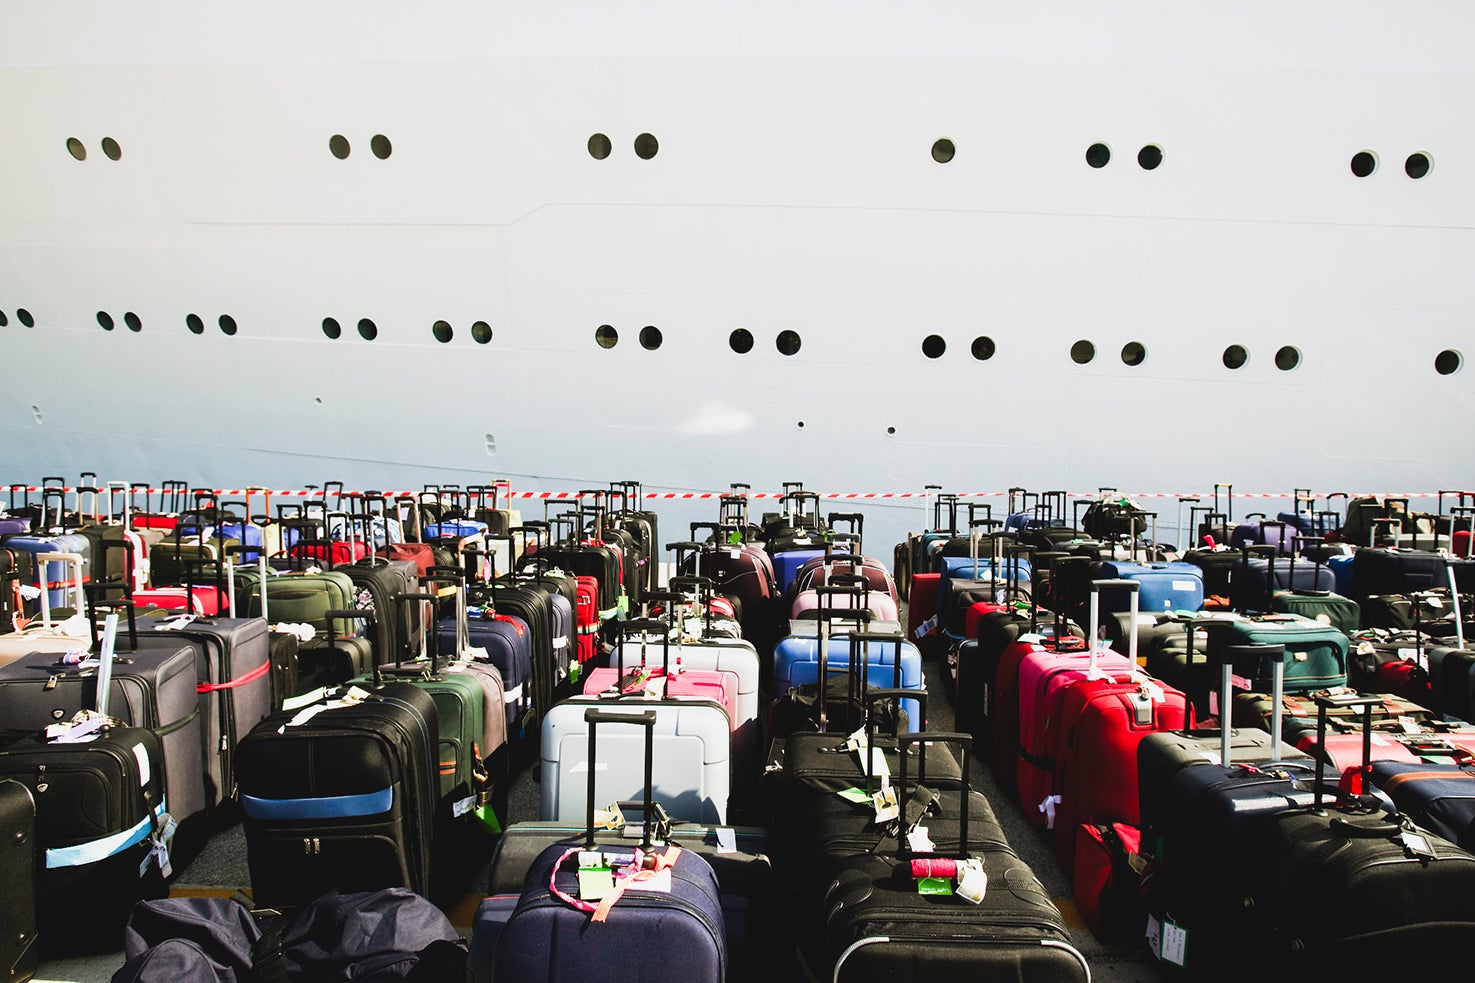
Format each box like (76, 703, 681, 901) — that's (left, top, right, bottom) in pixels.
(919, 483, 1475, 976)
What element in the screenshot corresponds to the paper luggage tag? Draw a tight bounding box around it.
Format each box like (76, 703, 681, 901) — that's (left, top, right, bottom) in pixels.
(577, 867, 615, 901)
(872, 785, 899, 824)
(916, 877, 952, 896)
(837, 787, 872, 805)
(955, 859, 987, 904)
(906, 827, 935, 853)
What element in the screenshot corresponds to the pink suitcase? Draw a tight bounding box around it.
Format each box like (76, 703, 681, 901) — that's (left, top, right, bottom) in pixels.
(581, 618, 738, 731)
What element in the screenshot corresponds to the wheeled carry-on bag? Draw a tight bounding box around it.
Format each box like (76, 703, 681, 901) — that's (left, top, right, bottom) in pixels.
(486, 708, 728, 983)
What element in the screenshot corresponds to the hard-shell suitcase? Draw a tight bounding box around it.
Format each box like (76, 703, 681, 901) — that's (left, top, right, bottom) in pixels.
(490, 708, 727, 983)
(235, 680, 439, 908)
(539, 693, 731, 825)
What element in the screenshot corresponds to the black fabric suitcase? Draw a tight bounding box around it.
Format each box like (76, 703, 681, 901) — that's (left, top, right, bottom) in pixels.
(0, 779, 38, 981)
(235, 680, 439, 908)
(812, 732, 1089, 983)
(0, 609, 209, 840)
(0, 725, 170, 954)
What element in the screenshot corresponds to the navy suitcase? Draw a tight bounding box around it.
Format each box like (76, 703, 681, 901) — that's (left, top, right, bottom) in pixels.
(488, 708, 727, 983)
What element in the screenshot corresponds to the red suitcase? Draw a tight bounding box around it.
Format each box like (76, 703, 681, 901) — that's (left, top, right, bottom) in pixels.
(1015, 580, 1136, 828)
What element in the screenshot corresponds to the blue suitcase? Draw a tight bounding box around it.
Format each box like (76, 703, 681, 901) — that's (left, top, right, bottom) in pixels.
(771, 631, 923, 729)
(770, 547, 833, 595)
(1094, 560, 1205, 615)
(2, 533, 90, 610)
(490, 708, 727, 983)
(449, 607, 534, 736)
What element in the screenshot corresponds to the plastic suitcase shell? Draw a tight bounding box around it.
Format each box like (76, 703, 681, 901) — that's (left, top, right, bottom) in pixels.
(538, 697, 731, 825)
(771, 633, 923, 730)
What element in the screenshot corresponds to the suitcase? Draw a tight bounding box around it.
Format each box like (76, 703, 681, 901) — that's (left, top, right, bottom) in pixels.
(1015, 580, 1137, 827)
(1049, 594, 1190, 870)
(1218, 612, 1349, 693)
(985, 607, 1087, 788)
(235, 680, 440, 908)
(1091, 560, 1206, 616)
(0, 779, 38, 980)
(1368, 756, 1475, 851)
(539, 693, 731, 825)
(771, 619, 923, 730)
(455, 599, 534, 738)
(0, 604, 210, 837)
(586, 617, 742, 739)
(1236, 693, 1475, 979)
(489, 708, 728, 983)
(3, 531, 91, 612)
(0, 552, 92, 662)
(814, 732, 1089, 983)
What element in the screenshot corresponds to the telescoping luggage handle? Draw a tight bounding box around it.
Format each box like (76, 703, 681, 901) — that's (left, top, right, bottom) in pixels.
(896, 731, 971, 860)
(1311, 690, 1399, 818)
(583, 707, 658, 851)
(814, 626, 905, 736)
(1087, 579, 1139, 679)
(321, 607, 378, 683)
(1220, 643, 1287, 765)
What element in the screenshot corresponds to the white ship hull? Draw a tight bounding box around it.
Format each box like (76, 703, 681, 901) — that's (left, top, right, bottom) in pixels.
(2, 2, 1472, 550)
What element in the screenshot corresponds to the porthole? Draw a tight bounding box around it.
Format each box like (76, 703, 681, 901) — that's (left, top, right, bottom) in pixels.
(17, 309, 34, 328)
(971, 336, 996, 361)
(66, 138, 86, 161)
(1138, 145, 1163, 170)
(729, 328, 754, 354)
(1405, 152, 1432, 179)
(97, 311, 114, 331)
(886, 426, 897, 435)
(357, 318, 377, 341)
(322, 317, 342, 340)
(1121, 341, 1147, 366)
(471, 321, 492, 345)
(1274, 345, 1301, 371)
(1350, 151, 1377, 178)
(124, 311, 141, 332)
(776, 330, 802, 356)
(1222, 344, 1248, 370)
(186, 313, 204, 335)
(922, 335, 946, 359)
(1070, 340, 1096, 364)
(432, 320, 453, 344)
(1435, 349, 1462, 376)
(931, 139, 955, 164)
(0, 311, 7, 327)
(219, 314, 238, 336)
(634, 133, 659, 160)
(595, 324, 618, 349)
(639, 325, 663, 350)
(371, 134, 392, 160)
(1086, 143, 1111, 168)
(588, 133, 612, 160)
(101, 137, 121, 161)
(329, 135, 350, 159)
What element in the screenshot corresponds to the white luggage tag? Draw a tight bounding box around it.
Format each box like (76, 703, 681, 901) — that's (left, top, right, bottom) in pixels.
(871, 784, 899, 825)
(955, 858, 988, 904)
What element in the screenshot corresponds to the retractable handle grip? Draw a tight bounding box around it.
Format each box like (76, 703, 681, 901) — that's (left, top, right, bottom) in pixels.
(1221, 643, 1286, 763)
(321, 607, 379, 682)
(398, 591, 442, 668)
(582, 707, 658, 850)
(1312, 690, 1388, 812)
(897, 731, 971, 858)
(1088, 579, 1139, 673)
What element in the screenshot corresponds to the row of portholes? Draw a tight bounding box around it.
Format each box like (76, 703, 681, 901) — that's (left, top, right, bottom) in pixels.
(66, 138, 122, 161)
(1351, 151, 1433, 179)
(91, 311, 238, 335)
(588, 134, 659, 160)
(329, 135, 393, 160)
(929, 140, 1166, 169)
(0, 309, 37, 328)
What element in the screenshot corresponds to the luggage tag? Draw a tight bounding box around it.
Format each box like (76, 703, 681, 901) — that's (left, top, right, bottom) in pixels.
(915, 876, 952, 896)
(871, 785, 899, 825)
(955, 858, 988, 904)
(906, 827, 936, 853)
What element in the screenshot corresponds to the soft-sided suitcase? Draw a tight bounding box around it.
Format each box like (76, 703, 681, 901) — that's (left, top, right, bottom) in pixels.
(235, 680, 439, 908)
(1235, 693, 1475, 980)
(814, 732, 1090, 983)
(1368, 756, 1475, 851)
(0, 719, 170, 955)
(0, 604, 210, 838)
(490, 708, 728, 983)
(1219, 612, 1349, 693)
(0, 779, 38, 980)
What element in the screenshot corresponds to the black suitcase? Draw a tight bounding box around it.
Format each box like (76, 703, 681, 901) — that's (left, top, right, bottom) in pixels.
(235, 679, 439, 908)
(813, 732, 1089, 983)
(0, 604, 209, 838)
(0, 724, 170, 954)
(0, 779, 38, 980)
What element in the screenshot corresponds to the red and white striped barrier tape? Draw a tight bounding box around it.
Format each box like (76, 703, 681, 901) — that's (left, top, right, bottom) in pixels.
(4, 485, 1461, 501)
